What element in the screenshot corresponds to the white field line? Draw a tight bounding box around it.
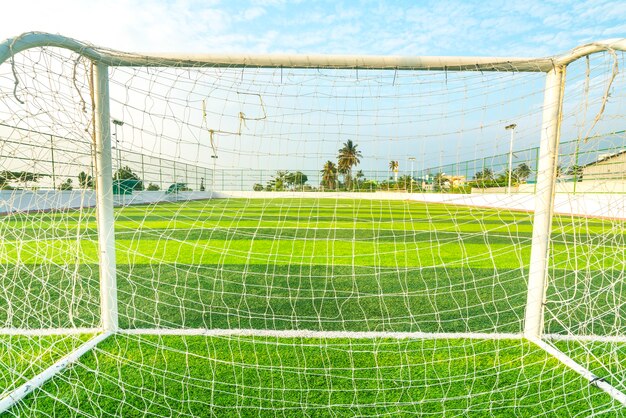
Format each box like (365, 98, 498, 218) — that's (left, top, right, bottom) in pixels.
(532, 338, 626, 407)
(2, 329, 622, 343)
(0, 332, 111, 413)
(121, 328, 523, 340)
(0, 328, 101, 336)
(544, 334, 626, 343)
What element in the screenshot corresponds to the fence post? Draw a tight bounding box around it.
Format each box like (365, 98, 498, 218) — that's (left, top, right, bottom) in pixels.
(524, 66, 566, 339)
(93, 61, 118, 332)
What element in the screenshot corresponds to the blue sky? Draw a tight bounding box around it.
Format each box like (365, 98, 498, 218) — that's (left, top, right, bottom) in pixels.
(1, 1, 624, 184)
(2, 0, 625, 57)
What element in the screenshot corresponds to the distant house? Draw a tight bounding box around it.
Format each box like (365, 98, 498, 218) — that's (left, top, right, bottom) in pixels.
(582, 150, 626, 180)
(446, 175, 466, 188)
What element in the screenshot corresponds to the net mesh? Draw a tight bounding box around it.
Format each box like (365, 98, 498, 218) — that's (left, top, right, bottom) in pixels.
(0, 40, 625, 416)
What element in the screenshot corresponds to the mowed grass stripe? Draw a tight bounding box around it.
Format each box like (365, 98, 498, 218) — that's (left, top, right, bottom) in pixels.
(4, 262, 624, 334)
(2, 198, 615, 241)
(0, 263, 528, 332)
(3, 236, 619, 271)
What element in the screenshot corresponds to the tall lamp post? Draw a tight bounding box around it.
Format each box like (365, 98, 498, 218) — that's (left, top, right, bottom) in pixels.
(408, 157, 416, 193)
(505, 123, 517, 194)
(112, 119, 124, 174)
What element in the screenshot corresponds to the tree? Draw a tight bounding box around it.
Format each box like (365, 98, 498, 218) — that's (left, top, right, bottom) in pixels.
(0, 170, 44, 189)
(473, 168, 495, 188)
(166, 183, 191, 194)
(146, 183, 160, 191)
(199, 178, 205, 192)
(397, 174, 413, 190)
(354, 170, 365, 190)
(0, 172, 10, 190)
(389, 160, 399, 182)
(253, 183, 264, 191)
(512, 163, 531, 185)
(474, 168, 494, 181)
(433, 172, 448, 192)
(58, 178, 73, 191)
(568, 165, 583, 181)
(78, 171, 94, 189)
(286, 171, 308, 190)
(556, 165, 564, 178)
(360, 179, 378, 191)
(113, 166, 143, 190)
(321, 161, 338, 190)
(337, 140, 362, 190)
(496, 170, 510, 187)
(267, 171, 288, 191)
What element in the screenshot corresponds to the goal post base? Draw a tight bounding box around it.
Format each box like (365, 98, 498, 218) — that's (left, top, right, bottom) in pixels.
(530, 337, 626, 407)
(0, 331, 112, 414)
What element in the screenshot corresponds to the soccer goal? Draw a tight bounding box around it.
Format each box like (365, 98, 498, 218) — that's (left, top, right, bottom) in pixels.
(0, 32, 625, 416)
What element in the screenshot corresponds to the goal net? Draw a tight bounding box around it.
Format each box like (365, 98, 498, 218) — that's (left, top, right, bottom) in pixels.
(0, 33, 625, 416)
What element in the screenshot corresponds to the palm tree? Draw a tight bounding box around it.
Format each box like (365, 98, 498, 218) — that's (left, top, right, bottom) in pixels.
(337, 140, 362, 190)
(397, 174, 413, 190)
(321, 161, 338, 190)
(556, 165, 564, 178)
(433, 172, 447, 192)
(354, 170, 365, 190)
(474, 168, 494, 188)
(389, 160, 399, 182)
(513, 163, 531, 184)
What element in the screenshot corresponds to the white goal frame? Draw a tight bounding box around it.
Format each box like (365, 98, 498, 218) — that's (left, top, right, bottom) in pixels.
(0, 32, 625, 412)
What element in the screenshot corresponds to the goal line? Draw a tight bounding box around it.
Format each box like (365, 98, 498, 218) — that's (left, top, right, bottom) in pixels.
(2, 328, 626, 413)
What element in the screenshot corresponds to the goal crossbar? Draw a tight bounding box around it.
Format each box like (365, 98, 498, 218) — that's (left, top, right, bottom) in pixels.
(0, 32, 624, 72)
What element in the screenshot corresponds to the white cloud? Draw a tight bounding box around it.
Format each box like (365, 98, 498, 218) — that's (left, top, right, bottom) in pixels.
(241, 7, 267, 21)
(0, 0, 624, 57)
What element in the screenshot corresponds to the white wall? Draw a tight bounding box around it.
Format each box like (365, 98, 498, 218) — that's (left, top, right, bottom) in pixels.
(216, 190, 626, 219)
(2, 189, 624, 219)
(472, 180, 626, 194)
(0, 190, 213, 214)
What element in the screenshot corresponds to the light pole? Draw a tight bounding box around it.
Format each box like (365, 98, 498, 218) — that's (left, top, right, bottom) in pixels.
(112, 119, 124, 174)
(505, 123, 517, 194)
(408, 157, 416, 193)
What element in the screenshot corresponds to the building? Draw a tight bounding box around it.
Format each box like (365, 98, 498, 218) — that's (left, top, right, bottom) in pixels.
(582, 150, 626, 181)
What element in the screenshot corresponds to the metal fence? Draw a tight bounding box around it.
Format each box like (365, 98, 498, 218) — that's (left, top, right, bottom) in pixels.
(1, 122, 623, 193)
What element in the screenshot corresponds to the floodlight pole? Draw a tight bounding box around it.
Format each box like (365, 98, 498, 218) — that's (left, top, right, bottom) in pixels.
(94, 61, 118, 332)
(505, 123, 517, 194)
(408, 157, 416, 193)
(524, 67, 565, 340)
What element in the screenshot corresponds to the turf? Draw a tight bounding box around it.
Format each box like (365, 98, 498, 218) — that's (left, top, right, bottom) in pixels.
(7, 335, 625, 417)
(1, 197, 624, 415)
(0, 334, 93, 396)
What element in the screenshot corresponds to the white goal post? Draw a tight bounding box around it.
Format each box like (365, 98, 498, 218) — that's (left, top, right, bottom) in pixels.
(0, 32, 625, 415)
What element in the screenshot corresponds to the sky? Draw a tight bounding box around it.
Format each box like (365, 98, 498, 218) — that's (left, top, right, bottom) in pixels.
(1, 0, 625, 57)
(0, 1, 625, 188)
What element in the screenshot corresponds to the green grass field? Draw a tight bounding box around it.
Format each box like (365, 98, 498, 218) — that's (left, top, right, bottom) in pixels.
(1, 198, 625, 416)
